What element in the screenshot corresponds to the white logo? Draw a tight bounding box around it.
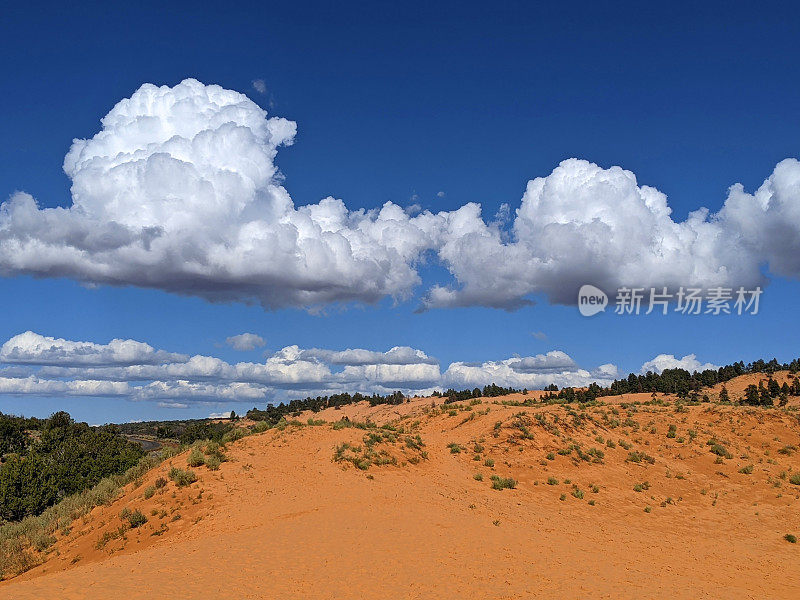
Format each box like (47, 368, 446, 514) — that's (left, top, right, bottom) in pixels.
(578, 284, 608, 317)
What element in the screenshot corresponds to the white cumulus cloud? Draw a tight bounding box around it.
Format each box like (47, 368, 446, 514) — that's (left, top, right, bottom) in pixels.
(226, 333, 266, 351)
(639, 353, 719, 374)
(0, 331, 186, 366)
(1, 79, 798, 311)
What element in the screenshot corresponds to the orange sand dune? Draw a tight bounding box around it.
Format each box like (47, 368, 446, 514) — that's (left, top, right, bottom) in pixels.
(3, 382, 800, 599)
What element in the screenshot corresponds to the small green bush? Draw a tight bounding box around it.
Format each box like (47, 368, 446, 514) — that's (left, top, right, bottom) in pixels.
(490, 475, 517, 490)
(127, 510, 147, 528)
(785, 533, 797, 543)
(168, 467, 197, 487)
(187, 448, 205, 468)
(710, 444, 732, 459)
(143, 486, 156, 499)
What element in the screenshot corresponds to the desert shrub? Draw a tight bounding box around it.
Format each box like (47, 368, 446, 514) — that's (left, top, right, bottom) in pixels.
(205, 455, 221, 471)
(490, 475, 517, 490)
(474, 473, 483, 481)
(154, 477, 167, 489)
(627, 451, 655, 464)
(738, 464, 754, 475)
(405, 435, 425, 451)
(250, 421, 270, 434)
(785, 534, 798, 543)
(127, 510, 147, 528)
(143, 486, 156, 500)
(710, 444, 732, 459)
(187, 448, 205, 468)
(571, 487, 584, 499)
(484, 458, 495, 467)
(547, 477, 559, 485)
(168, 467, 197, 487)
(220, 428, 246, 444)
(447, 443, 463, 454)
(789, 473, 800, 486)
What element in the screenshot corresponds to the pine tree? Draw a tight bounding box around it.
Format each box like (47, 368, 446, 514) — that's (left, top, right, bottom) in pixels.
(719, 386, 729, 403)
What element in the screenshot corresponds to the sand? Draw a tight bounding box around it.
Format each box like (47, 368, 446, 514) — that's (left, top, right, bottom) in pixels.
(3, 377, 800, 599)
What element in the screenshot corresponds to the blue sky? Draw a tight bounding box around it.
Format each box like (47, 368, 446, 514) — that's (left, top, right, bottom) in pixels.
(1, 1, 798, 423)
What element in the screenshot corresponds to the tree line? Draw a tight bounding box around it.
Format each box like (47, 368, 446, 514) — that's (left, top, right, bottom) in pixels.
(541, 357, 800, 404)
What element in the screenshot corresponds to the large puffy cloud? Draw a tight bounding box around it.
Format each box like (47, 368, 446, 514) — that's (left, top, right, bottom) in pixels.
(639, 353, 720, 374)
(1, 79, 798, 311)
(716, 158, 800, 280)
(423, 159, 788, 309)
(0, 79, 443, 309)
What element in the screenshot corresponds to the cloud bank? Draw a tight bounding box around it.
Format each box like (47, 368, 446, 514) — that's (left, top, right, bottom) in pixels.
(1, 79, 798, 311)
(0, 331, 678, 405)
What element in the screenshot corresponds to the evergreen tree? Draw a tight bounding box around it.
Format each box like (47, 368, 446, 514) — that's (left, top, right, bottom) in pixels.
(719, 386, 729, 403)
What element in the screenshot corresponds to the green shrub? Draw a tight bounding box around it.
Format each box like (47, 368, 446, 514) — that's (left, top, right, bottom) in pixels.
(187, 448, 205, 468)
(474, 473, 483, 481)
(738, 464, 754, 474)
(154, 477, 167, 489)
(143, 486, 156, 500)
(484, 458, 494, 467)
(627, 451, 655, 464)
(490, 475, 517, 490)
(205, 455, 222, 471)
(168, 467, 197, 487)
(785, 533, 797, 543)
(789, 473, 800, 486)
(127, 510, 147, 528)
(710, 444, 732, 459)
(547, 477, 559, 486)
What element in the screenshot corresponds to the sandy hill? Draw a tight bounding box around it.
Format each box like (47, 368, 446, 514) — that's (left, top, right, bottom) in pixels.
(3, 374, 800, 599)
